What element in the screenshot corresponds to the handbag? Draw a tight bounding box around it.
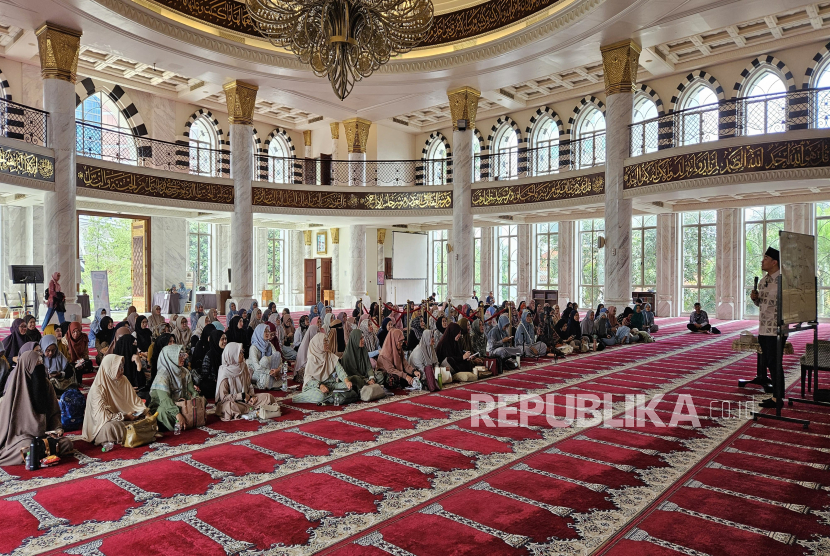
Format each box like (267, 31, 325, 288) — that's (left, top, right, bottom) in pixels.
(175, 396, 206, 429)
(360, 383, 386, 402)
(435, 366, 453, 385)
(123, 412, 159, 448)
(422, 365, 440, 392)
(318, 388, 359, 406)
(257, 404, 282, 419)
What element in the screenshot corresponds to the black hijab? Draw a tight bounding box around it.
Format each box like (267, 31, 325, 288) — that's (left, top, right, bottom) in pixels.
(97, 317, 114, 344)
(436, 322, 464, 362)
(113, 333, 140, 387)
(191, 323, 216, 369)
(3, 318, 28, 360)
(205, 330, 225, 375)
(28, 363, 51, 415)
(134, 315, 152, 352)
(59, 321, 71, 338)
(226, 316, 244, 343)
(377, 317, 392, 347)
(24, 318, 41, 344)
(151, 333, 174, 379)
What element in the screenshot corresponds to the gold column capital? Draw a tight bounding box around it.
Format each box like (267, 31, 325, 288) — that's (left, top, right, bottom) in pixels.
(35, 23, 82, 83)
(377, 229, 386, 245)
(330, 122, 340, 140)
(447, 86, 480, 131)
(600, 40, 642, 96)
(303, 230, 312, 245)
(222, 80, 259, 125)
(343, 117, 371, 154)
(330, 228, 339, 244)
(303, 130, 312, 147)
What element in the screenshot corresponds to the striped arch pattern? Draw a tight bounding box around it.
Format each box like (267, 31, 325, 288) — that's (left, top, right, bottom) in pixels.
(75, 77, 148, 137)
(526, 106, 565, 173)
(566, 96, 605, 168)
(417, 131, 452, 186)
(488, 116, 522, 179)
(259, 127, 299, 183)
(803, 41, 830, 89)
(669, 70, 730, 141)
(473, 128, 488, 181)
(635, 84, 671, 150)
(180, 109, 230, 177)
(0, 68, 11, 100)
(734, 56, 802, 131)
(0, 68, 28, 143)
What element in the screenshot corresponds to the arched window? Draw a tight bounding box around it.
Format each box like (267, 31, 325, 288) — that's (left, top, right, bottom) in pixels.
(572, 105, 605, 169)
(491, 123, 519, 179)
(424, 137, 447, 185)
(75, 92, 137, 164)
(677, 82, 718, 146)
(813, 55, 830, 129)
(267, 135, 292, 183)
(189, 116, 219, 177)
(530, 116, 559, 176)
(631, 94, 659, 156)
(742, 68, 787, 135)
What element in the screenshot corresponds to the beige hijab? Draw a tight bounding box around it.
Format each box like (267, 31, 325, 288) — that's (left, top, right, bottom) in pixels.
(173, 316, 192, 346)
(304, 333, 339, 386)
(194, 315, 208, 337)
(216, 342, 250, 400)
(82, 354, 146, 442)
(147, 306, 166, 332)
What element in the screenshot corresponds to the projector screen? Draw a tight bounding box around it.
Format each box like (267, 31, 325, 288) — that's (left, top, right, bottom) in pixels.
(392, 231, 428, 279)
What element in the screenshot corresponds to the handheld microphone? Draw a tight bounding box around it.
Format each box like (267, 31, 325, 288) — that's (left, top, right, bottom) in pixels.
(753, 276, 759, 291)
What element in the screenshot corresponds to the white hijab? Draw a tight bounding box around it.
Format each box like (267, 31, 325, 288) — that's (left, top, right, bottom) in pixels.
(216, 342, 248, 400)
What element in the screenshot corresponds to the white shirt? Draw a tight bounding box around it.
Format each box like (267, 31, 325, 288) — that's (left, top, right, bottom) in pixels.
(754, 270, 780, 337)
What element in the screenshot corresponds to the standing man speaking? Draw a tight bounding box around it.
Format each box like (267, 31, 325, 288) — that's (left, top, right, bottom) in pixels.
(750, 246, 783, 409)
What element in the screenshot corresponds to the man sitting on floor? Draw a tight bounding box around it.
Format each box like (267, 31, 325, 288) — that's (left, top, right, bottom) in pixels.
(687, 303, 720, 334)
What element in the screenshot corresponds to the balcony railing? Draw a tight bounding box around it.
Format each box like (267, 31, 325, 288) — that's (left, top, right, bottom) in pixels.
(256, 156, 449, 186)
(0, 98, 48, 146)
(474, 133, 606, 182)
(629, 87, 830, 156)
(75, 121, 229, 177)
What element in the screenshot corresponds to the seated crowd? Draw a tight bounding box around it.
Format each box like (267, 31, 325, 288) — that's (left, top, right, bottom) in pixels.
(0, 295, 665, 465)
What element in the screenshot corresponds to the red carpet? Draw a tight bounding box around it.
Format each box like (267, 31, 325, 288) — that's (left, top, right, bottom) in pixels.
(0, 318, 828, 555)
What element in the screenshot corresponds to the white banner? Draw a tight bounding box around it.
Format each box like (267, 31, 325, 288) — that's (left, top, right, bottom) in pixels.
(90, 270, 111, 315)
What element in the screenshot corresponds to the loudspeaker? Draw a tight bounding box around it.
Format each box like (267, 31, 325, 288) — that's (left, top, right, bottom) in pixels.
(228, 268, 232, 282)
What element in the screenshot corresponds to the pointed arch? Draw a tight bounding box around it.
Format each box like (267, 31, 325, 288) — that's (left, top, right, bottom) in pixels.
(181, 109, 230, 177)
(669, 70, 726, 113)
(566, 95, 605, 136)
(803, 40, 830, 88)
(260, 127, 299, 183)
(75, 77, 147, 136)
(419, 131, 452, 185)
(526, 107, 564, 176)
(734, 56, 796, 95)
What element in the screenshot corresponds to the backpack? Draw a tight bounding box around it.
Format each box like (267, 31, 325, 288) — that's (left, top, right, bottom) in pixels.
(58, 388, 86, 431)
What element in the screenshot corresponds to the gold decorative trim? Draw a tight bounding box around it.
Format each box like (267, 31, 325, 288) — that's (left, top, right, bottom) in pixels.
(77, 164, 234, 204)
(472, 173, 604, 206)
(222, 80, 259, 125)
(35, 23, 82, 83)
(253, 187, 452, 210)
(343, 118, 372, 154)
(303, 230, 312, 245)
(0, 147, 55, 182)
(330, 122, 340, 140)
(447, 86, 481, 131)
(330, 228, 339, 244)
(303, 130, 312, 147)
(600, 39, 641, 96)
(377, 229, 386, 245)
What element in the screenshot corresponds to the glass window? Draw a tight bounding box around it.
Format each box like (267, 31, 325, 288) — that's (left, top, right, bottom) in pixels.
(535, 222, 559, 289)
(814, 56, 830, 129)
(631, 94, 659, 156)
(472, 133, 482, 182)
(188, 222, 211, 289)
(631, 215, 657, 291)
(492, 124, 519, 179)
(573, 106, 605, 169)
(267, 135, 292, 183)
(474, 227, 482, 295)
(425, 138, 448, 186)
(267, 229, 285, 304)
(743, 206, 784, 316)
(530, 116, 559, 176)
(189, 116, 218, 177)
(431, 230, 448, 301)
(818, 203, 830, 317)
(497, 225, 518, 303)
(677, 83, 719, 146)
(681, 211, 717, 313)
(579, 218, 604, 309)
(75, 92, 137, 164)
(742, 69, 787, 135)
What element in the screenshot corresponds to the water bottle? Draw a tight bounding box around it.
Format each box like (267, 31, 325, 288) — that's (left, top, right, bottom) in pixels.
(101, 442, 114, 453)
(281, 361, 288, 392)
(173, 422, 181, 436)
(26, 438, 39, 471)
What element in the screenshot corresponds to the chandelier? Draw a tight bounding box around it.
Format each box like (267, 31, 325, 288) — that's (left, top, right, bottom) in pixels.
(246, 0, 434, 100)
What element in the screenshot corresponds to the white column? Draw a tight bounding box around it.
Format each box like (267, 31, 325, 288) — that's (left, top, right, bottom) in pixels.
(331, 228, 340, 308)
(655, 213, 679, 317)
(557, 221, 575, 306)
(230, 121, 254, 299)
(303, 230, 313, 260)
(348, 225, 366, 306)
(343, 118, 370, 186)
(348, 152, 365, 187)
(255, 227, 268, 296)
(517, 224, 532, 302)
(303, 130, 313, 159)
(290, 230, 304, 306)
(716, 208, 742, 320)
(330, 122, 340, 186)
(451, 129, 474, 300)
(480, 226, 494, 299)
(785, 203, 813, 235)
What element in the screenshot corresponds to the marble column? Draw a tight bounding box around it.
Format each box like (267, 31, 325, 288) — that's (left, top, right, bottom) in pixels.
(223, 80, 258, 301)
(601, 40, 641, 311)
(290, 230, 304, 306)
(303, 130, 312, 158)
(785, 203, 813, 235)
(37, 23, 81, 302)
(303, 230, 313, 260)
(447, 86, 479, 300)
(480, 226, 494, 298)
(655, 213, 679, 317)
(343, 118, 370, 186)
(255, 227, 268, 295)
(330, 122, 340, 185)
(331, 228, 340, 307)
(376, 229, 385, 305)
(716, 208, 742, 320)
(302, 130, 313, 184)
(517, 224, 532, 302)
(348, 225, 366, 306)
(557, 221, 576, 306)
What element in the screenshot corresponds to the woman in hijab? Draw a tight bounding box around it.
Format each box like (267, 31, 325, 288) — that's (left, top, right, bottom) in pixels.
(41, 272, 66, 328)
(408, 329, 438, 379)
(406, 314, 425, 352)
(227, 302, 238, 320)
(0, 351, 74, 464)
(377, 328, 418, 387)
(150, 333, 175, 382)
(106, 326, 132, 357)
(215, 342, 277, 421)
(514, 309, 548, 357)
(293, 315, 310, 350)
(24, 316, 41, 344)
(65, 322, 94, 376)
(247, 323, 283, 390)
(113, 333, 144, 389)
(359, 316, 379, 356)
(94, 316, 114, 355)
(190, 323, 216, 373)
(0, 345, 11, 396)
(581, 310, 597, 343)
(262, 302, 277, 323)
(340, 329, 384, 389)
(457, 317, 473, 353)
(82, 353, 148, 447)
(225, 315, 249, 357)
(293, 333, 353, 404)
(309, 301, 324, 322)
(293, 322, 319, 381)
(148, 305, 166, 339)
(40, 335, 74, 394)
(129, 315, 150, 353)
(435, 316, 449, 344)
(171, 316, 191, 351)
(369, 302, 380, 323)
(488, 315, 522, 363)
(561, 311, 584, 350)
(189, 302, 205, 330)
(248, 308, 264, 333)
(377, 317, 392, 348)
(149, 344, 202, 432)
(281, 309, 295, 345)
(470, 319, 488, 358)
(198, 330, 226, 398)
(3, 318, 29, 361)
(436, 322, 475, 378)
(270, 321, 296, 361)
(125, 306, 138, 332)
(88, 307, 107, 348)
